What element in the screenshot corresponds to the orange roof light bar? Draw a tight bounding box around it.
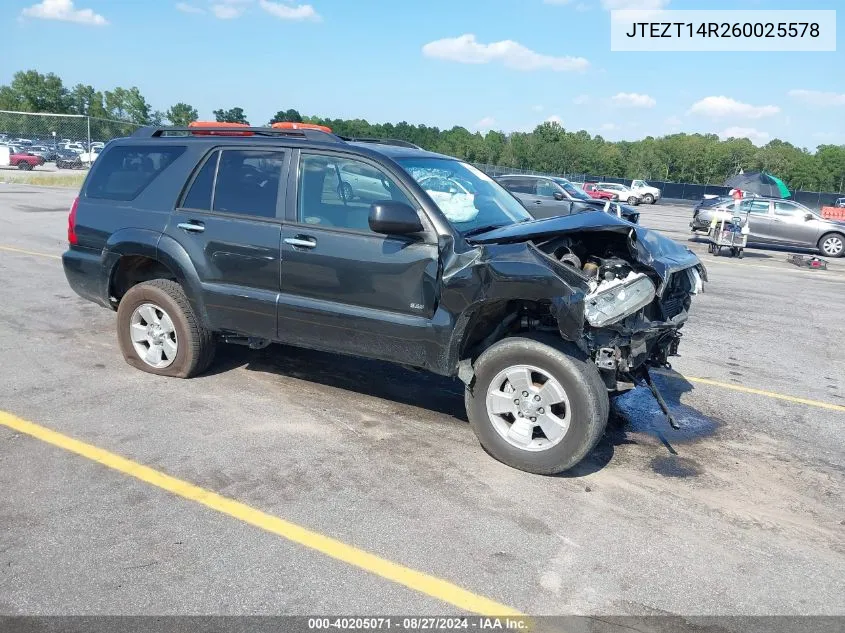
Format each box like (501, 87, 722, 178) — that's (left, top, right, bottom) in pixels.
(271, 122, 333, 134)
(188, 121, 254, 136)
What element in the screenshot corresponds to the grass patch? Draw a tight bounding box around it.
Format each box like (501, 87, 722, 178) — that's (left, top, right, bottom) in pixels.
(0, 171, 86, 188)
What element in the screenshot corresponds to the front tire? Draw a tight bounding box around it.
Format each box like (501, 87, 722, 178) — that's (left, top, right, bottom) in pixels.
(628, 196, 638, 205)
(117, 279, 215, 378)
(819, 233, 844, 258)
(643, 194, 655, 204)
(18, 162, 32, 171)
(465, 336, 609, 475)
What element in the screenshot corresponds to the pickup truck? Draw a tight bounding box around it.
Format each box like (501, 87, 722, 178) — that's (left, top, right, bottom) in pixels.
(630, 179, 662, 204)
(1, 146, 46, 170)
(582, 183, 617, 201)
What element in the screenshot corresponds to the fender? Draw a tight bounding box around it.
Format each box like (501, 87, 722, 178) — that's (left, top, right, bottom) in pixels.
(102, 229, 209, 326)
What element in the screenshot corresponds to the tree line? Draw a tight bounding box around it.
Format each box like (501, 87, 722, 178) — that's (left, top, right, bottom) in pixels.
(2, 69, 843, 193)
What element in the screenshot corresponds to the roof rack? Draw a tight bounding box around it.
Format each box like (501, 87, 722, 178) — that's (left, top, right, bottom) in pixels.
(346, 137, 423, 149)
(132, 125, 343, 143)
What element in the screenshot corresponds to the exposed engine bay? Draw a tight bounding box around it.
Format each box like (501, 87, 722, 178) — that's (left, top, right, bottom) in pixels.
(532, 228, 704, 384)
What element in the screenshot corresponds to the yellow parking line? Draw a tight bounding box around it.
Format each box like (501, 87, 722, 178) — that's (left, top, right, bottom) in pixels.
(0, 410, 522, 617)
(675, 375, 845, 412)
(0, 245, 62, 260)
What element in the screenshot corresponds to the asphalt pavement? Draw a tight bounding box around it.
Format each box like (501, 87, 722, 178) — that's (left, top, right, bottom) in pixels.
(0, 185, 843, 620)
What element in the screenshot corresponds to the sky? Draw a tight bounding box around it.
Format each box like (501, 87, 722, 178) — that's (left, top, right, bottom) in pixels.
(1, 0, 843, 149)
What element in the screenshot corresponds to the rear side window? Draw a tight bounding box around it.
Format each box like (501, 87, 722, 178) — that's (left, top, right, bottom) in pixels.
(86, 145, 186, 201)
(180, 149, 285, 219)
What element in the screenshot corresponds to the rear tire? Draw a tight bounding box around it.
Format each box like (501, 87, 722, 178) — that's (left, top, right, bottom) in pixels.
(18, 162, 32, 171)
(628, 196, 638, 205)
(819, 233, 844, 258)
(117, 279, 215, 378)
(465, 335, 609, 475)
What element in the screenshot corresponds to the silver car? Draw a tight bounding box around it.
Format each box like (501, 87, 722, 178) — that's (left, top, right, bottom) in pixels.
(691, 197, 845, 258)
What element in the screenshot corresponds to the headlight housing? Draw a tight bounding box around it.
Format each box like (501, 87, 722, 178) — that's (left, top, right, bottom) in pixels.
(584, 272, 656, 328)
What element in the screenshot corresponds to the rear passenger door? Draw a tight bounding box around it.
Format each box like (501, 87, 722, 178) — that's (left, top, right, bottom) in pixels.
(739, 199, 775, 243)
(277, 150, 439, 366)
(164, 147, 288, 340)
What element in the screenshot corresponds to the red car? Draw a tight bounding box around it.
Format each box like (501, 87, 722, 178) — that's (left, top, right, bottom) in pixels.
(583, 183, 618, 201)
(9, 148, 45, 171)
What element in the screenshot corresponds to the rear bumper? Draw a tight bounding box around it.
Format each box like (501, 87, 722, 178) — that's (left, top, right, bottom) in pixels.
(63, 247, 110, 308)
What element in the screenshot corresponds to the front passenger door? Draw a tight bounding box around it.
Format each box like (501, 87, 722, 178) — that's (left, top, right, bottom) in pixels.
(532, 179, 573, 218)
(770, 201, 818, 246)
(278, 151, 439, 367)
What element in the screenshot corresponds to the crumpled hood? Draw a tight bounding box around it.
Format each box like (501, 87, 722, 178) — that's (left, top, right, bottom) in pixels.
(466, 211, 701, 280)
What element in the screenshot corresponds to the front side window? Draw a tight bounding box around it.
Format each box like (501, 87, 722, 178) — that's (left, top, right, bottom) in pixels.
(536, 179, 559, 197)
(399, 157, 531, 234)
(86, 145, 186, 201)
(499, 177, 534, 194)
(774, 201, 804, 217)
(298, 154, 413, 232)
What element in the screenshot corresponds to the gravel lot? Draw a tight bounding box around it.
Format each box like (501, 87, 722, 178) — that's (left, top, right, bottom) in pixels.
(0, 184, 843, 620)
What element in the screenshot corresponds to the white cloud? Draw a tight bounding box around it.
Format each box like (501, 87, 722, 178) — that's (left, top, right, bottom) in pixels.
(788, 89, 845, 107)
(601, 0, 670, 8)
(718, 127, 770, 145)
(21, 0, 108, 25)
(611, 92, 656, 108)
(422, 34, 589, 72)
(259, 0, 321, 21)
(211, 3, 243, 18)
(546, 115, 563, 125)
(572, 94, 591, 105)
(176, 2, 205, 14)
(475, 116, 497, 130)
(688, 96, 780, 119)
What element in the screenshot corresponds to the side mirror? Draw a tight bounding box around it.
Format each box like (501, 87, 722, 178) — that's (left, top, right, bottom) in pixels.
(805, 212, 814, 221)
(368, 201, 424, 235)
(553, 191, 565, 201)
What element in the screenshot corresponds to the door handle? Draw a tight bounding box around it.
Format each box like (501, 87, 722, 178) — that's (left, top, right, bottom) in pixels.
(534, 200, 543, 205)
(177, 221, 205, 233)
(284, 236, 317, 249)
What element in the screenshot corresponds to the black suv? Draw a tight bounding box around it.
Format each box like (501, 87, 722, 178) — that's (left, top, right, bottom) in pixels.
(63, 125, 705, 475)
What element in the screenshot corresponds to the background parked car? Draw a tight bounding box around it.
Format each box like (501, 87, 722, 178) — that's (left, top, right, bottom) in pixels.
(594, 182, 642, 205)
(629, 179, 662, 204)
(692, 197, 845, 257)
(9, 149, 45, 170)
(56, 150, 83, 169)
(78, 149, 102, 165)
(497, 175, 640, 223)
(582, 182, 618, 201)
(835, 197, 845, 208)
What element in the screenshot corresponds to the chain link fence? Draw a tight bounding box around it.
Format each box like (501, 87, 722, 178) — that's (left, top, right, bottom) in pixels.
(0, 110, 140, 171)
(471, 163, 842, 210)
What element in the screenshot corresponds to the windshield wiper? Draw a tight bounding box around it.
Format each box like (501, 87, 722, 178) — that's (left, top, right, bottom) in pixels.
(462, 224, 507, 237)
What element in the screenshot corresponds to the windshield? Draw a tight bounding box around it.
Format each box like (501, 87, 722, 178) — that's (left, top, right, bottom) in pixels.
(552, 177, 592, 201)
(398, 157, 531, 233)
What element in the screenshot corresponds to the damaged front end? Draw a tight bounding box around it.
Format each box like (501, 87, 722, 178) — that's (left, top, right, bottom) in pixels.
(467, 212, 707, 421)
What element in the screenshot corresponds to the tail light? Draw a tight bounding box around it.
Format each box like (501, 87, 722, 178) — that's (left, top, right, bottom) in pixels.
(67, 196, 79, 245)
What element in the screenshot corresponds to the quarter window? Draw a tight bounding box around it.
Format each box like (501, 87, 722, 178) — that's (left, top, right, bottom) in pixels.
(298, 154, 413, 232)
(86, 145, 186, 201)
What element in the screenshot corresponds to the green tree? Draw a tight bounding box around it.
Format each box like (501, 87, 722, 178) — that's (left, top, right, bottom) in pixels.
(213, 107, 249, 125)
(165, 102, 199, 126)
(269, 108, 303, 124)
(9, 70, 69, 113)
